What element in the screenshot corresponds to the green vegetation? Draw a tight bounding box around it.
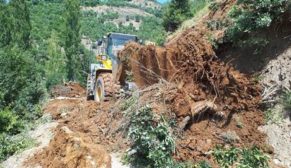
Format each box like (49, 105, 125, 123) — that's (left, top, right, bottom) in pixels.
(264, 108, 283, 124)
(0, 109, 19, 134)
(0, 0, 46, 159)
(127, 105, 175, 167)
(238, 147, 269, 168)
(0, 0, 92, 160)
(0, 133, 34, 161)
(214, 146, 269, 168)
(162, 0, 208, 32)
(121, 95, 210, 168)
(162, 0, 192, 31)
(226, 0, 288, 46)
(81, 10, 166, 45)
(0, 0, 166, 160)
(214, 146, 240, 168)
(283, 91, 291, 110)
(190, 0, 207, 17)
(64, 0, 82, 81)
(81, 0, 162, 17)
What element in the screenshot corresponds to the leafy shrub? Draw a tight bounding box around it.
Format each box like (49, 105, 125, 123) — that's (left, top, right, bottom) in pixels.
(190, 0, 207, 16)
(0, 109, 18, 133)
(127, 105, 175, 167)
(213, 146, 269, 168)
(162, 0, 192, 31)
(226, 0, 288, 44)
(264, 108, 283, 124)
(283, 91, 291, 110)
(197, 161, 212, 168)
(213, 146, 240, 168)
(137, 16, 166, 45)
(238, 147, 269, 168)
(0, 133, 34, 161)
(175, 160, 212, 168)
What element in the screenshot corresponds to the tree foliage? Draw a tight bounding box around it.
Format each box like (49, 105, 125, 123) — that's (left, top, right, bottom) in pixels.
(226, 0, 288, 45)
(64, 0, 81, 81)
(162, 0, 192, 31)
(0, 3, 13, 47)
(81, 10, 166, 45)
(10, 0, 32, 49)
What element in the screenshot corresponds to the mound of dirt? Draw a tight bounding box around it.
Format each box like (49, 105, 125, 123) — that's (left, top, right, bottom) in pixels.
(27, 98, 130, 168)
(44, 99, 129, 151)
(117, 0, 270, 165)
(27, 126, 111, 168)
(50, 82, 86, 98)
(130, 83, 268, 165)
(119, 24, 262, 119)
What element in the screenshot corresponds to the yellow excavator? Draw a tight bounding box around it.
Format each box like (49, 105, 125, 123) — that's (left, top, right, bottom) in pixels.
(86, 33, 138, 101)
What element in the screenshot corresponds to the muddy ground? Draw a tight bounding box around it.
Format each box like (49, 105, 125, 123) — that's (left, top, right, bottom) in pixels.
(24, 83, 268, 168)
(1, 79, 289, 168)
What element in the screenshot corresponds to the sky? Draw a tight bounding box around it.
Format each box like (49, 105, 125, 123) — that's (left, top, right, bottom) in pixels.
(156, 0, 170, 4)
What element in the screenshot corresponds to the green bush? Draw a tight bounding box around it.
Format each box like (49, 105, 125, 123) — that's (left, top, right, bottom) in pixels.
(213, 146, 240, 168)
(238, 147, 269, 168)
(0, 133, 34, 161)
(162, 0, 192, 31)
(190, 0, 207, 16)
(283, 91, 291, 110)
(226, 0, 288, 45)
(213, 146, 269, 168)
(0, 109, 18, 133)
(127, 105, 175, 167)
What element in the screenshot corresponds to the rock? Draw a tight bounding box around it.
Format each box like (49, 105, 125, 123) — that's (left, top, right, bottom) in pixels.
(220, 130, 240, 143)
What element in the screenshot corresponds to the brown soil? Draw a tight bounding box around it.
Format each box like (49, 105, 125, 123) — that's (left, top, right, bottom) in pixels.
(130, 83, 269, 166)
(28, 125, 111, 168)
(50, 82, 86, 98)
(25, 0, 284, 166)
(26, 85, 130, 168)
(116, 0, 272, 166)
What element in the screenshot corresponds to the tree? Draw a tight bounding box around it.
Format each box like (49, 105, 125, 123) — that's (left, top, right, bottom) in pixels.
(64, 0, 81, 81)
(0, 2, 12, 47)
(162, 0, 191, 32)
(45, 31, 67, 88)
(10, 0, 31, 49)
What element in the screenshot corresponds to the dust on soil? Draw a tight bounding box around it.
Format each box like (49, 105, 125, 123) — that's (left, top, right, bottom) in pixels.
(28, 126, 111, 168)
(50, 82, 86, 98)
(2, 115, 58, 168)
(259, 118, 291, 168)
(258, 33, 291, 168)
(26, 85, 128, 168)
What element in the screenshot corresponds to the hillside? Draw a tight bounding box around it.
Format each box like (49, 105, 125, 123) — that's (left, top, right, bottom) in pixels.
(0, 0, 291, 168)
(80, 0, 164, 42)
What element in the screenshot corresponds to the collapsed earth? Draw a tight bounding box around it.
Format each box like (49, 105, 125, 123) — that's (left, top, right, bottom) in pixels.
(1, 0, 291, 168)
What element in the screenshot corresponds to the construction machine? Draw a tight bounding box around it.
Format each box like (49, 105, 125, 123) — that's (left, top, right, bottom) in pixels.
(86, 33, 138, 101)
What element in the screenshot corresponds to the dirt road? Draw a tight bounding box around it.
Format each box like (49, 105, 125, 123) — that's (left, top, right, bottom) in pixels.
(2, 83, 130, 168)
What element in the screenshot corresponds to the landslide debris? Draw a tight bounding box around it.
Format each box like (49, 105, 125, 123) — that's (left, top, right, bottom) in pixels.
(25, 0, 282, 166)
(26, 85, 121, 168)
(28, 126, 111, 168)
(117, 0, 269, 165)
(122, 83, 267, 165)
(50, 82, 86, 98)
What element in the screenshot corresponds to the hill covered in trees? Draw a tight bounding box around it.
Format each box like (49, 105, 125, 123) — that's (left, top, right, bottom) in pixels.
(0, 0, 166, 161)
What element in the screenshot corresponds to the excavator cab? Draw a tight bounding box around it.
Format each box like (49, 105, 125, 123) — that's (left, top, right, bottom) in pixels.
(87, 33, 138, 101)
